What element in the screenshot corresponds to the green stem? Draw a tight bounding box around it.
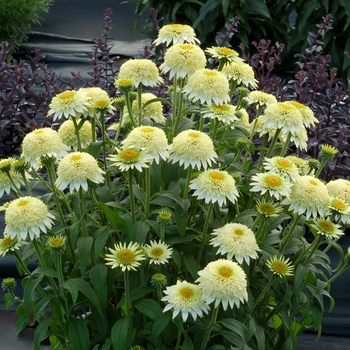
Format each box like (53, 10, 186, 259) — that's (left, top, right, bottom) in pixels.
(6, 172, 23, 197)
(253, 277, 275, 310)
(182, 165, 193, 200)
(124, 91, 137, 127)
(172, 78, 185, 136)
(196, 202, 214, 266)
(257, 134, 269, 168)
(314, 158, 328, 178)
(71, 117, 82, 152)
(124, 270, 133, 328)
(199, 306, 219, 350)
(279, 132, 291, 157)
(20, 171, 32, 196)
(249, 105, 263, 141)
(144, 167, 151, 220)
(127, 170, 136, 222)
(280, 215, 301, 253)
(99, 110, 110, 187)
(91, 117, 96, 142)
(137, 83, 143, 126)
(266, 128, 282, 158)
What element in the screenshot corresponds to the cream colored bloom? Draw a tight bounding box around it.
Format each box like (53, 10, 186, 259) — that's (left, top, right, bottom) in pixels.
(256, 199, 283, 217)
(122, 126, 169, 164)
(205, 46, 244, 64)
(145, 240, 173, 265)
(169, 129, 217, 170)
(4, 196, 55, 240)
(263, 157, 300, 181)
(105, 242, 146, 271)
(320, 144, 338, 160)
(48, 89, 91, 121)
(127, 93, 166, 124)
(286, 175, 329, 219)
(266, 255, 294, 278)
(248, 91, 277, 107)
(47, 235, 66, 250)
(286, 127, 308, 151)
(160, 43, 206, 78)
(153, 24, 200, 46)
(0, 235, 22, 257)
(189, 169, 239, 206)
(80, 87, 116, 118)
(201, 104, 239, 124)
(285, 156, 311, 175)
(0, 158, 23, 197)
(326, 179, 350, 205)
(162, 280, 210, 322)
(108, 148, 153, 172)
(182, 69, 230, 106)
(250, 173, 292, 200)
(21, 128, 69, 166)
(284, 101, 318, 128)
(118, 59, 163, 87)
(56, 152, 105, 191)
(311, 217, 344, 239)
(196, 259, 248, 310)
(58, 118, 92, 150)
(260, 102, 304, 136)
(328, 197, 350, 224)
(222, 61, 258, 88)
(210, 223, 260, 264)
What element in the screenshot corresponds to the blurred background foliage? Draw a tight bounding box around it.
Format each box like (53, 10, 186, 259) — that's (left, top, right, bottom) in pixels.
(129, 0, 350, 83)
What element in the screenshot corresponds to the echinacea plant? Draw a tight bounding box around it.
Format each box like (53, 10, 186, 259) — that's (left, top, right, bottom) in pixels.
(1, 12, 350, 350)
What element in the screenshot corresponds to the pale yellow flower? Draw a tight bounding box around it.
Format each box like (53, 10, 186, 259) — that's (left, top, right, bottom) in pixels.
(205, 46, 244, 64)
(311, 218, 344, 239)
(58, 118, 92, 150)
(222, 61, 258, 88)
(248, 91, 277, 107)
(80, 87, 116, 118)
(263, 157, 300, 181)
(108, 148, 153, 172)
(266, 255, 294, 278)
(145, 240, 173, 265)
(284, 101, 318, 128)
(326, 178, 350, 205)
(153, 24, 200, 46)
(201, 104, 239, 124)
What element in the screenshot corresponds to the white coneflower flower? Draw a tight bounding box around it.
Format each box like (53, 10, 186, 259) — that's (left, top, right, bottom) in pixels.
(201, 104, 239, 124)
(256, 199, 283, 217)
(56, 152, 105, 192)
(108, 148, 153, 172)
(311, 217, 344, 239)
(222, 61, 258, 88)
(47, 235, 66, 251)
(21, 128, 69, 166)
(250, 173, 292, 200)
(326, 178, 350, 205)
(286, 127, 309, 151)
(169, 130, 217, 170)
(4, 196, 55, 240)
(284, 101, 318, 128)
(263, 157, 300, 181)
(266, 255, 294, 278)
(153, 24, 200, 46)
(0, 235, 23, 257)
(182, 69, 230, 106)
(118, 59, 163, 87)
(285, 156, 311, 175)
(145, 240, 173, 265)
(196, 259, 248, 310)
(205, 46, 244, 64)
(286, 175, 329, 219)
(58, 118, 92, 150)
(159, 43, 206, 79)
(48, 89, 91, 121)
(122, 126, 169, 164)
(105, 242, 145, 271)
(80, 87, 116, 118)
(328, 197, 350, 224)
(0, 158, 23, 197)
(190, 169, 239, 206)
(162, 280, 210, 322)
(248, 91, 277, 108)
(210, 223, 260, 264)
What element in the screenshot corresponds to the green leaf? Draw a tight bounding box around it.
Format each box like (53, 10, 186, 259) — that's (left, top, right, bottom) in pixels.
(111, 318, 128, 350)
(182, 252, 198, 280)
(69, 221, 81, 248)
(133, 185, 146, 206)
(174, 200, 189, 236)
(85, 141, 103, 159)
(77, 236, 93, 276)
(16, 315, 30, 335)
(23, 273, 43, 315)
(152, 317, 170, 339)
(68, 318, 90, 350)
(182, 336, 194, 350)
(130, 219, 150, 244)
(33, 318, 50, 350)
(34, 295, 55, 321)
(93, 226, 110, 260)
(116, 287, 154, 309)
(90, 264, 108, 308)
(33, 267, 58, 279)
(135, 298, 164, 322)
(63, 279, 79, 304)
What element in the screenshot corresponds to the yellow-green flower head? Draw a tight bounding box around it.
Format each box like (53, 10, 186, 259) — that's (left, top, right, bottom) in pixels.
(114, 78, 134, 93)
(122, 126, 169, 164)
(248, 91, 277, 108)
(4, 196, 55, 240)
(250, 172, 292, 200)
(311, 217, 344, 239)
(113, 96, 126, 109)
(320, 144, 338, 160)
(326, 179, 350, 205)
(21, 128, 69, 166)
(12, 158, 27, 174)
(160, 43, 206, 79)
(189, 169, 239, 206)
(161, 280, 210, 322)
(266, 255, 294, 278)
(58, 118, 92, 150)
(256, 199, 283, 217)
(285, 156, 311, 175)
(105, 241, 146, 272)
(222, 61, 258, 88)
(205, 46, 244, 64)
(210, 223, 260, 264)
(47, 235, 66, 250)
(150, 273, 168, 288)
(286, 175, 329, 219)
(80, 87, 116, 118)
(129, 93, 166, 124)
(261, 102, 304, 136)
(284, 101, 318, 128)
(48, 89, 91, 121)
(182, 69, 230, 106)
(0, 235, 22, 257)
(157, 209, 173, 225)
(108, 147, 154, 172)
(254, 114, 277, 139)
(196, 259, 248, 310)
(1, 277, 16, 291)
(56, 152, 105, 192)
(145, 240, 173, 265)
(118, 59, 163, 87)
(169, 130, 217, 170)
(328, 197, 350, 224)
(153, 24, 200, 46)
(263, 157, 300, 181)
(201, 103, 239, 124)
(0, 159, 23, 198)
